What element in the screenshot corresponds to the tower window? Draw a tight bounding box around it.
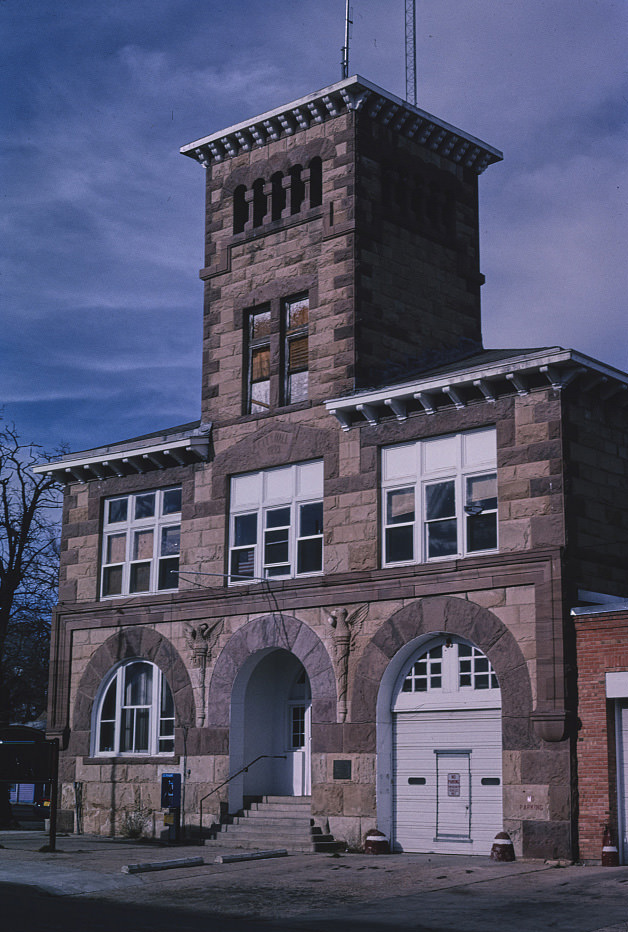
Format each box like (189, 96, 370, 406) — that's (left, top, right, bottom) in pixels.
(233, 184, 248, 233)
(290, 165, 305, 214)
(308, 157, 323, 208)
(252, 178, 267, 227)
(271, 171, 286, 221)
(247, 307, 272, 413)
(284, 294, 309, 405)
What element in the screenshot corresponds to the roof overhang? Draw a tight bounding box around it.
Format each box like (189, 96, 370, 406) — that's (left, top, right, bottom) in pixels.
(325, 349, 628, 431)
(33, 424, 211, 485)
(181, 74, 502, 175)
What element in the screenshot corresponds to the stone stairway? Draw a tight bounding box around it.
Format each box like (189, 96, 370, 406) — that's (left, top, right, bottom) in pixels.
(209, 796, 340, 853)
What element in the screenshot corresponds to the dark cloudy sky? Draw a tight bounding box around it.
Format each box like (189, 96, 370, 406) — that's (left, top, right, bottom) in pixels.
(2, 0, 626, 455)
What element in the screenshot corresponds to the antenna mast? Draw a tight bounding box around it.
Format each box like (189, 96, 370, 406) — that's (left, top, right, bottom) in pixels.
(341, 0, 352, 79)
(405, 0, 417, 105)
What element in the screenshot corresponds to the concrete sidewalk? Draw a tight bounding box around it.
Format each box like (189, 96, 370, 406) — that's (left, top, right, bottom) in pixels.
(1, 828, 628, 931)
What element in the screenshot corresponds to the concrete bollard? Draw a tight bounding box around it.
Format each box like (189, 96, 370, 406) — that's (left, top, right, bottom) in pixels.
(490, 831, 515, 862)
(364, 829, 390, 854)
(602, 825, 620, 867)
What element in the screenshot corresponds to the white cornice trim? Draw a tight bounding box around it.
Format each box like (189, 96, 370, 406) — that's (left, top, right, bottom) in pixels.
(325, 348, 628, 431)
(33, 429, 211, 485)
(181, 75, 502, 175)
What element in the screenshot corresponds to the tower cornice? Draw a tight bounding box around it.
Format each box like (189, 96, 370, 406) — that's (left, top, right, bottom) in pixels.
(180, 75, 503, 175)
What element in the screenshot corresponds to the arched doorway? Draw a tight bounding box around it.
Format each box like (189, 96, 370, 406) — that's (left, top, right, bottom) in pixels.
(390, 635, 502, 853)
(230, 648, 311, 810)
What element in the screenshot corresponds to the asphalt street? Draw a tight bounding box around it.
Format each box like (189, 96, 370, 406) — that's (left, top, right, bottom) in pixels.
(1, 827, 627, 931)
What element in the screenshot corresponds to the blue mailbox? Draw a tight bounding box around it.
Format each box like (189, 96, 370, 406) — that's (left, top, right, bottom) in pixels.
(160, 772, 181, 809)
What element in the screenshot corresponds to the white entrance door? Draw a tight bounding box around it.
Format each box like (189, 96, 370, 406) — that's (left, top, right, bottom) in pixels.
(288, 702, 312, 796)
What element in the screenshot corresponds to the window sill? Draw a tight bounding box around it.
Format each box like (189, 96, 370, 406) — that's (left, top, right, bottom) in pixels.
(383, 549, 498, 569)
(84, 755, 179, 765)
(230, 207, 323, 245)
(99, 588, 179, 602)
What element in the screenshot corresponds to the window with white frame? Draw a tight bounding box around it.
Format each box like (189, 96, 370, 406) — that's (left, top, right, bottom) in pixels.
(229, 461, 323, 583)
(382, 428, 497, 565)
(395, 639, 500, 711)
(95, 660, 175, 756)
(101, 487, 181, 598)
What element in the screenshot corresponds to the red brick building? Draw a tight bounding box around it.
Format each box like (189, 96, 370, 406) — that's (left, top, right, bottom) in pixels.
(35, 76, 628, 860)
(573, 603, 628, 862)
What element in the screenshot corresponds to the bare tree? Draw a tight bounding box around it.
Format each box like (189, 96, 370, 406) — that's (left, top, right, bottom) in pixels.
(0, 424, 62, 725)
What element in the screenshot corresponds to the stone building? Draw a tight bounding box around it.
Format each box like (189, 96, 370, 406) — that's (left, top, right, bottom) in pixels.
(36, 75, 628, 860)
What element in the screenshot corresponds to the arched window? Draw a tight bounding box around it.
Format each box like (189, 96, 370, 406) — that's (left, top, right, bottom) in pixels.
(271, 171, 286, 221)
(233, 184, 248, 234)
(95, 660, 175, 756)
(252, 178, 267, 227)
(290, 165, 305, 214)
(393, 638, 500, 712)
(308, 157, 322, 208)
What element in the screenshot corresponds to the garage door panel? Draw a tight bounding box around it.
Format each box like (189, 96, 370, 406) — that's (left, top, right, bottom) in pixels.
(394, 709, 502, 854)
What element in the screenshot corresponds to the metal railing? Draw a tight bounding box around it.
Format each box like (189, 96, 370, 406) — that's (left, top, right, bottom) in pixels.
(198, 754, 286, 845)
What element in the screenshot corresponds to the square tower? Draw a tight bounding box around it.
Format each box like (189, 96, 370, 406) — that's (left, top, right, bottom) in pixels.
(181, 76, 502, 425)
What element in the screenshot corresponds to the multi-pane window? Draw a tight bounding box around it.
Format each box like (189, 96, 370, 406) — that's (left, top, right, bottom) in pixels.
(96, 661, 175, 756)
(229, 461, 323, 583)
(244, 293, 309, 414)
(290, 705, 307, 749)
(382, 428, 497, 565)
(458, 644, 499, 690)
(402, 645, 442, 692)
(247, 306, 272, 413)
(284, 294, 309, 404)
(399, 641, 499, 697)
(101, 487, 181, 598)
(287, 666, 310, 751)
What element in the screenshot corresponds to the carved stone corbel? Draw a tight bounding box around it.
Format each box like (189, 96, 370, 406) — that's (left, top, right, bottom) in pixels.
(327, 605, 368, 723)
(183, 620, 223, 727)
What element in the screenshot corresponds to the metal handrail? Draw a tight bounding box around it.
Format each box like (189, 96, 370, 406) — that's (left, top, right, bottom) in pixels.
(198, 754, 286, 844)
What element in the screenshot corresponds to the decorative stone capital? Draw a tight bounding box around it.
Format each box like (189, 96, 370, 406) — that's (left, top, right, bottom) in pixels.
(532, 709, 570, 743)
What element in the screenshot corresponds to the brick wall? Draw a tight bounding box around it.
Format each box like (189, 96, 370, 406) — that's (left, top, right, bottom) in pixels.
(574, 610, 628, 861)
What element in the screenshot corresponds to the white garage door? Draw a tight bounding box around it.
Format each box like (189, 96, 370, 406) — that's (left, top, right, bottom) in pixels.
(392, 639, 503, 854)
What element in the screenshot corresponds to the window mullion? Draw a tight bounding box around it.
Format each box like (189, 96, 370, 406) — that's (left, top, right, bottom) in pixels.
(289, 504, 296, 575)
(152, 669, 160, 756)
(114, 668, 123, 754)
(153, 511, 162, 593)
(456, 473, 463, 557)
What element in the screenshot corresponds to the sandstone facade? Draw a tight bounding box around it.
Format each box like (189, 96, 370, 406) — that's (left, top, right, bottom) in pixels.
(40, 77, 628, 859)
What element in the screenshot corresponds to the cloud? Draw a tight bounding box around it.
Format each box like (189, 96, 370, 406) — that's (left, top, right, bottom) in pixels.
(2, 0, 626, 455)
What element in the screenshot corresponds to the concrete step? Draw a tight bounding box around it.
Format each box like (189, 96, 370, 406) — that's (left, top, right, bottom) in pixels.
(260, 795, 312, 802)
(212, 838, 315, 853)
(233, 813, 312, 826)
(221, 825, 313, 840)
(248, 802, 312, 812)
(226, 817, 312, 835)
(212, 795, 340, 854)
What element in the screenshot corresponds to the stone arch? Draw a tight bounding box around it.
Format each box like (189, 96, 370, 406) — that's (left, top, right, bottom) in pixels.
(207, 613, 336, 729)
(351, 595, 535, 750)
(353, 595, 535, 842)
(71, 626, 195, 756)
(211, 421, 338, 503)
